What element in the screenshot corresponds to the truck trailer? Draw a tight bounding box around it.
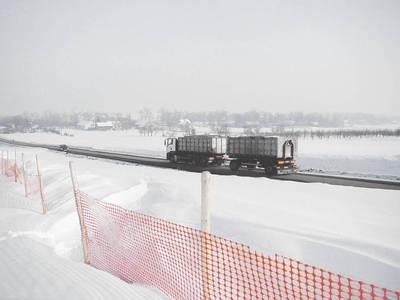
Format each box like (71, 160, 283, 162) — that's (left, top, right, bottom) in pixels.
(165, 135, 297, 175)
(227, 136, 297, 175)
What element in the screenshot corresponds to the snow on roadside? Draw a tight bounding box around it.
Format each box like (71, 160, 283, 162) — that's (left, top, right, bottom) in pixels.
(0, 235, 165, 300)
(0, 147, 167, 299)
(0, 144, 399, 293)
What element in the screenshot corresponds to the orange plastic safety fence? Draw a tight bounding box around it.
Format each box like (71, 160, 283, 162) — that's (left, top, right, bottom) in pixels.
(4, 163, 24, 183)
(0, 157, 41, 198)
(76, 190, 400, 300)
(25, 174, 41, 198)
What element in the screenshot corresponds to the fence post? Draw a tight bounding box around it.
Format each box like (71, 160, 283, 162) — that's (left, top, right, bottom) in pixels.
(69, 161, 89, 264)
(22, 153, 28, 197)
(1, 150, 3, 175)
(35, 155, 47, 214)
(201, 171, 211, 232)
(6, 150, 9, 172)
(14, 149, 17, 183)
(201, 171, 212, 299)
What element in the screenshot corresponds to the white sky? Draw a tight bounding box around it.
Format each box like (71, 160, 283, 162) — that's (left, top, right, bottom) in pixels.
(0, 0, 399, 115)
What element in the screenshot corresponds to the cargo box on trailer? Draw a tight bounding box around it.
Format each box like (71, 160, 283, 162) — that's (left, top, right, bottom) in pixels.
(165, 135, 227, 166)
(177, 135, 226, 154)
(227, 136, 297, 175)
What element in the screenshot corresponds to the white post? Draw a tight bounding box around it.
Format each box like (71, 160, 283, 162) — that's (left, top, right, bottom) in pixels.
(201, 171, 212, 299)
(22, 153, 28, 197)
(1, 150, 3, 175)
(69, 161, 89, 264)
(35, 155, 47, 214)
(6, 150, 9, 172)
(201, 171, 211, 232)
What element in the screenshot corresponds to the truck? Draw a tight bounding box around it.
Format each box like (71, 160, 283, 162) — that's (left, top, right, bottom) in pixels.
(164, 135, 227, 166)
(226, 136, 297, 175)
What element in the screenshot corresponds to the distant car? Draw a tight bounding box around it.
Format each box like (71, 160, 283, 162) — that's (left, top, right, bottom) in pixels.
(59, 144, 68, 152)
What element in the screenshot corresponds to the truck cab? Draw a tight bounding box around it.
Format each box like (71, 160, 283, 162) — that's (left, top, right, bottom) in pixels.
(164, 138, 177, 161)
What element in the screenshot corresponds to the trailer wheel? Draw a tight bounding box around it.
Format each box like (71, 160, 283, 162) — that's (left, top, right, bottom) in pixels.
(169, 154, 177, 163)
(264, 166, 276, 176)
(200, 158, 208, 167)
(229, 160, 241, 172)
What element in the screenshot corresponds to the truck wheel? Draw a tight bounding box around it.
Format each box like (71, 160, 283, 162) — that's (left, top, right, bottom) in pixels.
(264, 166, 276, 176)
(200, 158, 208, 167)
(229, 160, 241, 172)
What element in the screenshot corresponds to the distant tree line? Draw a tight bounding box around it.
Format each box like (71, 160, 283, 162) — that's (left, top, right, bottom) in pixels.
(275, 128, 400, 139)
(0, 110, 398, 139)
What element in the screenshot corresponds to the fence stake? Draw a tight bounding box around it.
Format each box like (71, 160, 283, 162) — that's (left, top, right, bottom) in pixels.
(35, 155, 47, 214)
(22, 153, 28, 197)
(201, 171, 211, 232)
(201, 171, 212, 299)
(14, 149, 17, 183)
(69, 161, 89, 264)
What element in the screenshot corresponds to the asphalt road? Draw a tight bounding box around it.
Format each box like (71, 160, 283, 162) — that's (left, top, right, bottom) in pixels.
(1, 137, 400, 190)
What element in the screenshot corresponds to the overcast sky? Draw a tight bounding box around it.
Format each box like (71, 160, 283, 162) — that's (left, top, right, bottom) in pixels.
(0, 0, 399, 115)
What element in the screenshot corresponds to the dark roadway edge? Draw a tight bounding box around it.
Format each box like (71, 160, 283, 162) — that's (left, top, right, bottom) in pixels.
(1, 136, 400, 190)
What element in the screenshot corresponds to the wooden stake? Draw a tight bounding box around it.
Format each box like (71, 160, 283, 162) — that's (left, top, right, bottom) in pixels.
(201, 171, 212, 299)
(22, 153, 28, 197)
(14, 149, 17, 183)
(1, 150, 3, 175)
(69, 161, 89, 264)
(35, 155, 47, 214)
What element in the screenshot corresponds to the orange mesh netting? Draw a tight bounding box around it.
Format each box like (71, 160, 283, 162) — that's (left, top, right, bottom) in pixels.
(0, 157, 41, 199)
(76, 190, 399, 300)
(25, 174, 41, 198)
(4, 163, 24, 183)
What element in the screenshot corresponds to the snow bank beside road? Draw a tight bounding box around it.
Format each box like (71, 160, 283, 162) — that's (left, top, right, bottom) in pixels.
(0, 147, 167, 299)
(0, 235, 165, 300)
(0, 144, 399, 294)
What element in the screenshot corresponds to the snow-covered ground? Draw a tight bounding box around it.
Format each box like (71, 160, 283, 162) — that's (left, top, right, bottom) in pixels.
(2, 130, 166, 158)
(0, 144, 399, 297)
(2, 129, 400, 179)
(0, 146, 167, 299)
(298, 136, 400, 180)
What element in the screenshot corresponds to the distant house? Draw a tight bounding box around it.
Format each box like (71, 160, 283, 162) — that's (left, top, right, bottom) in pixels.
(0, 126, 8, 133)
(77, 120, 96, 130)
(95, 121, 114, 131)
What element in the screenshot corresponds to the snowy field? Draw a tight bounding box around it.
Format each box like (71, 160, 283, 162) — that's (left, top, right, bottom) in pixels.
(0, 143, 399, 298)
(2, 129, 400, 179)
(299, 136, 400, 180)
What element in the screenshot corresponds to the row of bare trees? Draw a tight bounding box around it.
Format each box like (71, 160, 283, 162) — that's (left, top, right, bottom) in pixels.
(0, 110, 399, 138)
(275, 128, 400, 139)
